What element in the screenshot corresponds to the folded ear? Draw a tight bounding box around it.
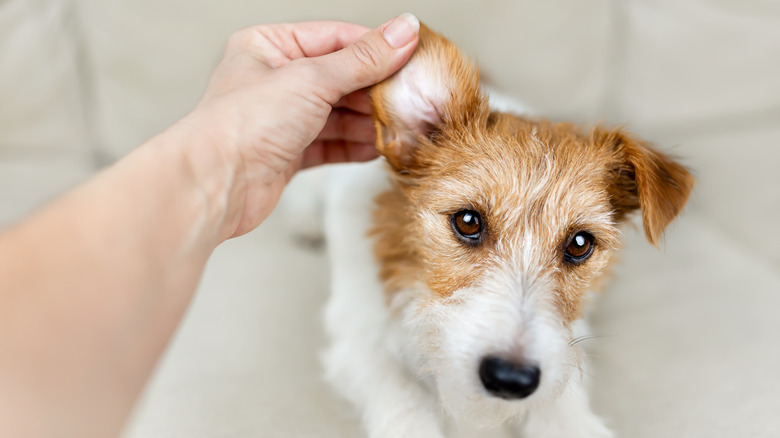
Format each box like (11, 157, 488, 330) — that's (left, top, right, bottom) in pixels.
(596, 128, 694, 245)
(371, 24, 488, 174)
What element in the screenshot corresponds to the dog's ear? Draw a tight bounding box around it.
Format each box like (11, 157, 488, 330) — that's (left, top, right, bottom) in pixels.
(371, 24, 488, 174)
(596, 128, 694, 246)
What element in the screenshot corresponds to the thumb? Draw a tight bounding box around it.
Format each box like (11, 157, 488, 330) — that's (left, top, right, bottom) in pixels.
(309, 13, 420, 102)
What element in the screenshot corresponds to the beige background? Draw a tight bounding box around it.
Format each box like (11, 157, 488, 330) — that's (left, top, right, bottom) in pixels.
(1, 0, 779, 436)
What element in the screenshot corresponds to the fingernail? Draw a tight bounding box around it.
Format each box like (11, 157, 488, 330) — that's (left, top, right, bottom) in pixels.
(382, 13, 419, 48)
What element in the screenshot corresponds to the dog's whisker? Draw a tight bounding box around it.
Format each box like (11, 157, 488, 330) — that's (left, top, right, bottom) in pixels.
(568, 334, 612, 347)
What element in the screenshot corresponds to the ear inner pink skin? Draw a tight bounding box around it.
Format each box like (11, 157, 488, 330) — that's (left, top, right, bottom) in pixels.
(389, 62, 445, 136)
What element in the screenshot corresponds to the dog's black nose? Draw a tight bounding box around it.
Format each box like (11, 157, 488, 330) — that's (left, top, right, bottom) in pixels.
(479, 356, 541, 400)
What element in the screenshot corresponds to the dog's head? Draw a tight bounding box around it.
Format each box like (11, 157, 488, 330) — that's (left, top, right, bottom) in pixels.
(370, 25, 693, 424)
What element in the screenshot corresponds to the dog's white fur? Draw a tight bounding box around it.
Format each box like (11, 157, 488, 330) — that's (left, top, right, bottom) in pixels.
(282, 91, 613, 438)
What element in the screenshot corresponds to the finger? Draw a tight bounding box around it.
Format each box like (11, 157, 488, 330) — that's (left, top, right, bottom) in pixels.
(228, 21, 371, 64)
(301, 140, 378, 169)
(316, 110, 376, 143)
(333, 89, 373, 114)
(305, 13, 420, 102)
(289, 21, 371, 56)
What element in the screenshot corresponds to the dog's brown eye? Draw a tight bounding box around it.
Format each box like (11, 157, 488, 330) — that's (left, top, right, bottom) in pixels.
(564, 232, 595, 264)
(452, 210, 482, 241)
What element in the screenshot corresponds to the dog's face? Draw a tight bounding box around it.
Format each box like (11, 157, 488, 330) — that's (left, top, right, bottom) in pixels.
(370, 25, 693, 424)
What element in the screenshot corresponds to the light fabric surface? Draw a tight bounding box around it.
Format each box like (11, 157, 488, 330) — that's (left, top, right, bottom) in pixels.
(1, 0, 778, 436)
(0, 0, 89, 156)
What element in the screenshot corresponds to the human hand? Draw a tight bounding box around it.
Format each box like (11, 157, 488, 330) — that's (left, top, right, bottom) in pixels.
(181, 14, 420, 240)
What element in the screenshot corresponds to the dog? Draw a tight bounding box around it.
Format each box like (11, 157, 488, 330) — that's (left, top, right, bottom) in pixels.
(283, 24, 693, 438)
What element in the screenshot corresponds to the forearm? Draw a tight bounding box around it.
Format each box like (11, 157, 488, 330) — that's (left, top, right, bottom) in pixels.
(0, 119, 240, 438)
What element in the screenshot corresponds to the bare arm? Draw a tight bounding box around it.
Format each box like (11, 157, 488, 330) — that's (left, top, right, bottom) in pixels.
(0, 15, 419, 438)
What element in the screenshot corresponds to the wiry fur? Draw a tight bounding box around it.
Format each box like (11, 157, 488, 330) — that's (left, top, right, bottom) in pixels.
(284, 24, 693, 438)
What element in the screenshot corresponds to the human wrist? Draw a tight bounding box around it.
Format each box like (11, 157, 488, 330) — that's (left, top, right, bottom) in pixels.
(160, 111, 247, 244)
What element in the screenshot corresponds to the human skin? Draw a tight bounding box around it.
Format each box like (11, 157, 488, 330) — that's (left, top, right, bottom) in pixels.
(0, 14, 419, 438)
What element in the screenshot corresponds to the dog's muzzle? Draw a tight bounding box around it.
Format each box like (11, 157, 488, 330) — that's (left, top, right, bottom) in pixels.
(479, 356, 541, 400)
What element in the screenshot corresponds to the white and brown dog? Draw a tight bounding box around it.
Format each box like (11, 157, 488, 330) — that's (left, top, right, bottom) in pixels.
(284, 24, 693, 438)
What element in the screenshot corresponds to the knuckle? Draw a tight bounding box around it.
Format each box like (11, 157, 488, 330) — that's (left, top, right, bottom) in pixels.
(227, 25, 277, 53)
(350, 39, 384, 73)
(226, 27, 255, 50)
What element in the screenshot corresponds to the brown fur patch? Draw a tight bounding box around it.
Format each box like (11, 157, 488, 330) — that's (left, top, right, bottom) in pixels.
(594, 128, 694, 245)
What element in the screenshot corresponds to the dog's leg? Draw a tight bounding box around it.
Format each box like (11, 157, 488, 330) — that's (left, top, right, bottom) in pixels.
(512, 374, 612, 438)
(321, 160, 446, 438)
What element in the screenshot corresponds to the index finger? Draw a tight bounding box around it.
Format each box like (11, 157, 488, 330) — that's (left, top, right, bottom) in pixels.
(258, 21, 370, 60)
(233, 21, 371, 67)
(289, 21, 370, 56)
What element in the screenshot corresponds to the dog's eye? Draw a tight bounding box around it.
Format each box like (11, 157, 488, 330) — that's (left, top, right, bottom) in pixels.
(451, 210, 482, 241)
(564, 232, 595, 264)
